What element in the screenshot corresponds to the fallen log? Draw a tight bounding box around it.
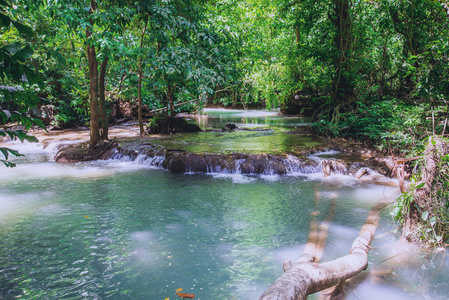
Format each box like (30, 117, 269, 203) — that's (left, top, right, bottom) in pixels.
(260, 203, 385, 300)
(259, 231, 372, 300)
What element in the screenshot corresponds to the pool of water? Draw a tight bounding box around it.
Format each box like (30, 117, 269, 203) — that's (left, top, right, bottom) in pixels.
(149, 109, 320, 155)
(1, 109, 448, 299)
(193, 108, 311, 129)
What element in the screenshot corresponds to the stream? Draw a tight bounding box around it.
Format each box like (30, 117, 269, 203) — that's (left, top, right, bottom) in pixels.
(0, 109, 448, 299)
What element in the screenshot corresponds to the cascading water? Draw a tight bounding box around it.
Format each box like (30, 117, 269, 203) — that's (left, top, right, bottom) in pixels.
(109, 144, 344, 178)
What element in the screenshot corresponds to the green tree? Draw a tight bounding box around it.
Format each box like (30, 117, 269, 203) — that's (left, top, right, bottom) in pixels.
(1, 0, 45, 167)
(49, 0, 132, 146)
(147, 0, 236, 117)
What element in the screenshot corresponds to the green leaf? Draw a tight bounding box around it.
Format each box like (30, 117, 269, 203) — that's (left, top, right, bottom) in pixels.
(436, 235, 443, 242)
(1, 159, 16, 168)
(23, 65, 43, 86)
(0, 0, 11, 7)
(11, 20, 34, 37)
(0, 147, 9, 160)
(0, 12, 11, 28)
(430, 216, 437, 226)
(0, 109, 12, 121)
(422, 211, 429, 221)
(416, 182, 425, 189)
(391, 206, 401, 219)
(2, 147, 23, 157)
(1, 43, 21, 54)
(12, 45, 33, 61)
(14, 130, 39, 143)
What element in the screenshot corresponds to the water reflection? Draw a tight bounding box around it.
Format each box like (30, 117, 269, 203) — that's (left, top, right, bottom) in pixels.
(196, 108, 311, 129)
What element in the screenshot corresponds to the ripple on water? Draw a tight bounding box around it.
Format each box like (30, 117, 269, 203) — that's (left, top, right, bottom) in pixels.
(1, 125, 447, 299)
(211, 173, 258, 184)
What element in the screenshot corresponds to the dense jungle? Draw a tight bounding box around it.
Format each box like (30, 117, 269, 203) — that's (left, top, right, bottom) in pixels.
(1, 0, 449, 299)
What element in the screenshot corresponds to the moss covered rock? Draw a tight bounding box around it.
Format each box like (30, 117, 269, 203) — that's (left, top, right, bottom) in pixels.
(146, 116, 201, 134)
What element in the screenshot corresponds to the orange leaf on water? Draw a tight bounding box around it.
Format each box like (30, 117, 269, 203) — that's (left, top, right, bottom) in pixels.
(176, 292, 195, 299)
(175, 288, 183, 292)
(83, 215, 90, 218)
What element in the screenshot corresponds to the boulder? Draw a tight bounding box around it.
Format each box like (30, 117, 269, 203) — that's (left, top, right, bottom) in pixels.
(223, 123, 237, 131)
(55, 141, 117, 163)
(146, 116, 201, 134)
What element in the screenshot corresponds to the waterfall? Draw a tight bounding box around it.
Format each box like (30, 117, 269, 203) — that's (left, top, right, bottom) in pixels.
(107, 145, 341, 176)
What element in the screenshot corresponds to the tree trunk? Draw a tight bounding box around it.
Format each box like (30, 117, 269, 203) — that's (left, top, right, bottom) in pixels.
(402, 137, 448, 241)
(168, 83, 175, 117)
(99, 54, 109, 140)
(113, 73, 127, 121)
(295, 27, 300, 44)
(330, 0, 353, 106)
(138, 19, 148, 136)
(86, 0, 100, 147)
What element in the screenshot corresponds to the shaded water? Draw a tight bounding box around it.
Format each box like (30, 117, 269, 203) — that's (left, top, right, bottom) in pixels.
(1, 109, 448, 299)
(150, 109, 319, 155)
(194, 108, 311, 129)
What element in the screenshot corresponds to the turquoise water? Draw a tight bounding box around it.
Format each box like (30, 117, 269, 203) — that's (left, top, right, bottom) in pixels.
(194, 108, 311, 129)
(1, 109, 448, 299)
(149, 109, 319, 155)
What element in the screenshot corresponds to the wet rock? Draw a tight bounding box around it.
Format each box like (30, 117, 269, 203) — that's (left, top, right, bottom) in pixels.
(363, 157, 396, 176)
(240, 154, 288, 175)
(354, 167, 371, 179)
(223, 123, 237, 131)
(111, 143, 317, 176)
(55, 141, 117, 162)
(163, 150, 189, 172)
(146, 116, 201, 134)
(322, 159, 347, 178)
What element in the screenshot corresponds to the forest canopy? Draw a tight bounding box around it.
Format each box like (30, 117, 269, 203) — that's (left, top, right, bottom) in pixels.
(0, 0, 448, 147)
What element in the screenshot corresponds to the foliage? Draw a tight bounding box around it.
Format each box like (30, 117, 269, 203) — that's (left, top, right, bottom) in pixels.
(392, 137, 449, 249)
(0, 0, 45, 167)
(1, 0, 446, 136)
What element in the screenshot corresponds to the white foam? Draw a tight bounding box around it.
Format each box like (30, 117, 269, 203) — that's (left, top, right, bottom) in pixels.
(308, 150, 341, 161)
(212, 173, 257, 184)
(203, 108, 281, 118)
(260, 174, 281, 182)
